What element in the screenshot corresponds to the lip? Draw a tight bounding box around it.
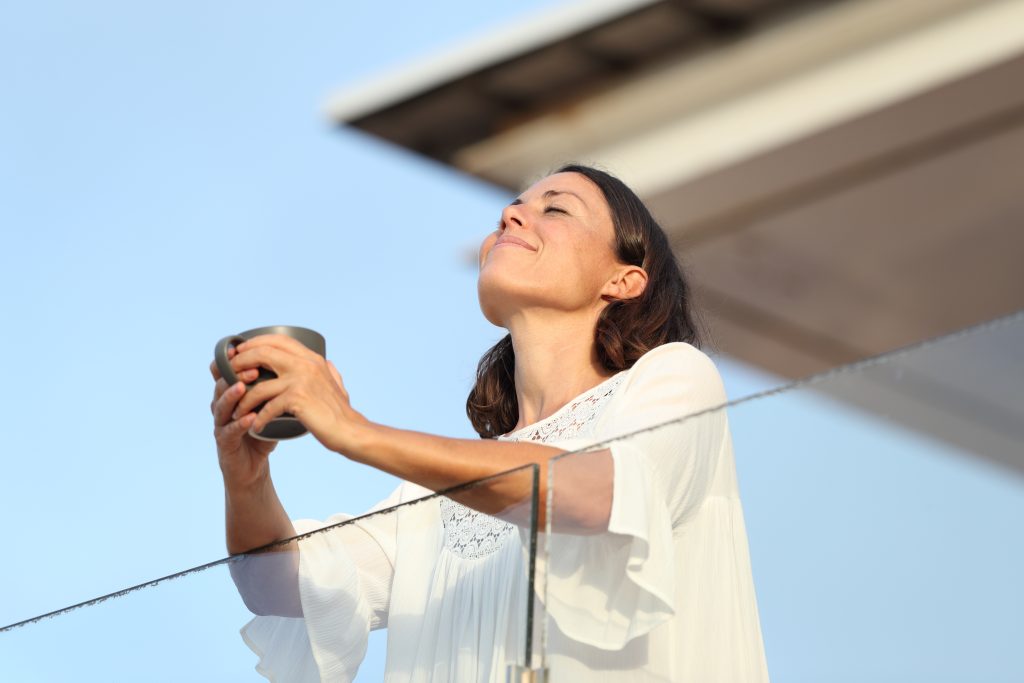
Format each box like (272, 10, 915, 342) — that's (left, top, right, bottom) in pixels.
(493, 234, 537, 251)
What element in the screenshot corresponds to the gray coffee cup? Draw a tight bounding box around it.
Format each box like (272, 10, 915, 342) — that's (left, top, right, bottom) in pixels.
(214, 325, 326, 441)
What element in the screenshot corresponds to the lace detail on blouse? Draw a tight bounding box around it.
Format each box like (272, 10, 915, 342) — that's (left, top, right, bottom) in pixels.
(504, 373, 626, 443)
(439, 497, 516, 560)
(440, 373, 626, 560)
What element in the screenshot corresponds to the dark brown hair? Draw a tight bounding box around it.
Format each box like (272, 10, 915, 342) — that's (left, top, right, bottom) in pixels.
(466, 164, 704, 438)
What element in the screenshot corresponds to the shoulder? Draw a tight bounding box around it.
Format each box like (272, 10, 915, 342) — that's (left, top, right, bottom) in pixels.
(614, 342, 727, 409)
(633, 341, 715, 367)
(632, 342, 724, 385)
(595, 342, 729, 437)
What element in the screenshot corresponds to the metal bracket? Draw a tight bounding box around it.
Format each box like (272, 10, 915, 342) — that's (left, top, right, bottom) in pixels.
(506, 664, 549, 683)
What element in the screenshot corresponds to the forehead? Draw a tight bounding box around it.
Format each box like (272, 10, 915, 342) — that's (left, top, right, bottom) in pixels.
(520, 172, 606, 208)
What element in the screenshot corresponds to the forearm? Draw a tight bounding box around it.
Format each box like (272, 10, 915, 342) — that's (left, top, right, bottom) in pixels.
(342, 423, 553, 519)
(224, 474, 297, 555)
(224, 475, 305, 618)
(346, 423, 611, 530)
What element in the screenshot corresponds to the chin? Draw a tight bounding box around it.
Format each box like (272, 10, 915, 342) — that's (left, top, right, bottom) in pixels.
(479, 305, 505, 328)
(477, 274, 510, 328)
(477, 267, 538, 327)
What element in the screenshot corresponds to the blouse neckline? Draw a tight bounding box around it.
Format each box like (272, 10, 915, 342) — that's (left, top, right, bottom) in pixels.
(499, 369, 628, 440)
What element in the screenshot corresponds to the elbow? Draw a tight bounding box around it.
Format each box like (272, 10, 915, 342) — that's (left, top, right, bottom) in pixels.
(546, 447, 614, 534)
(241, 595, 301, 619)
(229, 551, 305, 618)
(548, 499, 611, 535)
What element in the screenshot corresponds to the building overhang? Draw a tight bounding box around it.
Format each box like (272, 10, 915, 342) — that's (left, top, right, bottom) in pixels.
(325, 0, 1024, 473)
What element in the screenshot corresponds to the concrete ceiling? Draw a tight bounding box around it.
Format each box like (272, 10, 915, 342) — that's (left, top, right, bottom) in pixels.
(664, 53, 1024, 379)
(656, 52, 1024, 474)
(325, 0, 1024, 472)
(327, 0, 852, 163)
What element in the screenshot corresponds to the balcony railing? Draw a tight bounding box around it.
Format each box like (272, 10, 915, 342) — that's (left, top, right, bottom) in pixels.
(2, 311, 1021, 682)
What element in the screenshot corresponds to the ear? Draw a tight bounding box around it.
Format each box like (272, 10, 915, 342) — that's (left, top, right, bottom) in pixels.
(602, 265, 648, 302)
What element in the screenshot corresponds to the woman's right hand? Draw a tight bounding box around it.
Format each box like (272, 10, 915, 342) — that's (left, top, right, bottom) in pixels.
(210, 348, 277, 490)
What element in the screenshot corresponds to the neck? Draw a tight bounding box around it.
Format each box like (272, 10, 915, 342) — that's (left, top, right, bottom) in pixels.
(506, 308, 613, 433)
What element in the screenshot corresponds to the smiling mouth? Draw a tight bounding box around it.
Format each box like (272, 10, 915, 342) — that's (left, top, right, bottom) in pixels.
(494, 236, 537, 251)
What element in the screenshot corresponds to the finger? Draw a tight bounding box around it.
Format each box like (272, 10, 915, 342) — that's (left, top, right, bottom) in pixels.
(230, 345, 294, 376)
(233, 377, 287, 419)
(209, 346, 238, 380)
(212, 377, 230, 404)
(212, 368, 260, 404)
(217, 412, 256, 443)
(234, 368, 260, 383)
(213, 363, 258, 390)
(212, 381, 247, 427)
(251, 394, 291, 435)
(236, 334, 322, 362)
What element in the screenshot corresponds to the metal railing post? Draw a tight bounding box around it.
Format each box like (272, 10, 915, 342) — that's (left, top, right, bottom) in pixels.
(506, 664, 548, 682)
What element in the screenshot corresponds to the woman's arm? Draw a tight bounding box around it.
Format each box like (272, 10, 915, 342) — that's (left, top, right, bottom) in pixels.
(211, 362, 298, 554)
(212, 358, 302, 616)
(228, 335, 612, 529)
(350, 424, 612, 530)
(224, 470, 297, 555)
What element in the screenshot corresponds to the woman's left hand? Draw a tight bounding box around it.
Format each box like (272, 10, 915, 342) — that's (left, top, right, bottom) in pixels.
(228, 334, 369, 455)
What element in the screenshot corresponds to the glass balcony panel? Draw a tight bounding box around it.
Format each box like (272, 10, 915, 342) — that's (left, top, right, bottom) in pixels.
(3, 314, 1020, 681)
(542, 313, 1024, 681)
(0, 464, 540, 682)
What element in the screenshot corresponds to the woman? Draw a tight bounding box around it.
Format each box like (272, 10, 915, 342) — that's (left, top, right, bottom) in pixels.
(211, 165, 770, 681)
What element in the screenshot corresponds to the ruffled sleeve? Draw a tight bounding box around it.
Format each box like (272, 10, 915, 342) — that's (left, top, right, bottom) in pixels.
(543, 343, 730, 650)
(241, 486, 402, 682)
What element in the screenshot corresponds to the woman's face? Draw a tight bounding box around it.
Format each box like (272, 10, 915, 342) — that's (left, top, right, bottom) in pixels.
(477, 171, 626, 327)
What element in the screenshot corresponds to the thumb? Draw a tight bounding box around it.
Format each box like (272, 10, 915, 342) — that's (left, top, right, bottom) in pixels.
(327, 361, 348, 397)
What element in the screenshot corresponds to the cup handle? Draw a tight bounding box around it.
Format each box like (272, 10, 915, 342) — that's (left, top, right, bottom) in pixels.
(214, 335, 247, 387)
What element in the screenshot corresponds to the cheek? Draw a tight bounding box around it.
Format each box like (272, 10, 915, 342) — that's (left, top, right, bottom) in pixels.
(478, 232, 499, 266)
(566, 237, 617, 290)
(566, 233, 604, 267)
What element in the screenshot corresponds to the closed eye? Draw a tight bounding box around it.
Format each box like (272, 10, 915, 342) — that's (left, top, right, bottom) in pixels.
(545, 205, 567, 214)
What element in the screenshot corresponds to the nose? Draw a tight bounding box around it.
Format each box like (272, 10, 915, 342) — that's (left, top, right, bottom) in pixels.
(499, 203, 526, 232)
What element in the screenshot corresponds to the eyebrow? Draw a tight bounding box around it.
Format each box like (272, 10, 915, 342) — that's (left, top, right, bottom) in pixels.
(508, 189, 588, 208)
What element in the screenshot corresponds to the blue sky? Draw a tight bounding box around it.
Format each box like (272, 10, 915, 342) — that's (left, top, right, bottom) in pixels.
(1, 2, 1021, 681)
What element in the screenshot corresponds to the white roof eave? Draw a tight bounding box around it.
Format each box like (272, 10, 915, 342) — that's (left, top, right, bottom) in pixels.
(322, 0, 660, 122)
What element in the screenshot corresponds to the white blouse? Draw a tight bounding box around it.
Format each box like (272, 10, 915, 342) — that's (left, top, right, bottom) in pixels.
(241, 342, 770, 682)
